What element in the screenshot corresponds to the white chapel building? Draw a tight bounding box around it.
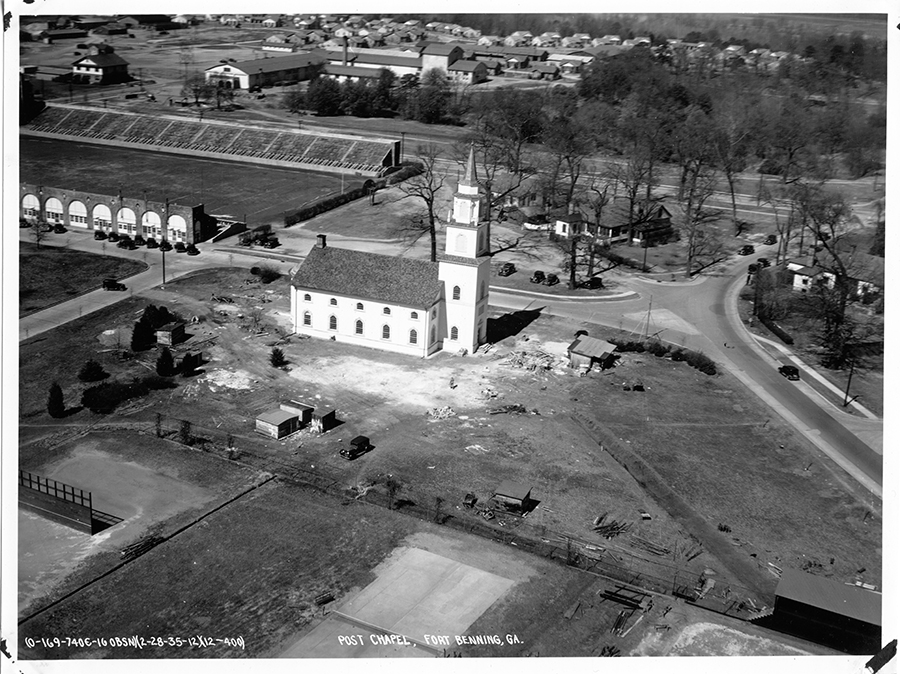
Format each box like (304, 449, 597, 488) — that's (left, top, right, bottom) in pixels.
(290, 148, 491, 357)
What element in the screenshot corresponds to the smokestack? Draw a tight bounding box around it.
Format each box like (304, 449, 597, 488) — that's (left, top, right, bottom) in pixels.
(316, 234, 327, 248)
(343, 35, 348, 66)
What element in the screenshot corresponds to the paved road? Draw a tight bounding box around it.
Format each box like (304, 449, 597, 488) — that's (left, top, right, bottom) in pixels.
(491, 252, 883, 499)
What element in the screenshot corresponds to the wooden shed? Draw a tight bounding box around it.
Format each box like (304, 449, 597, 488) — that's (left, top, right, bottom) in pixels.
(255, 409, 300, 439)
(280, 400, 314, 426)
(492, 480, 532, 511)
(156, 322, 185, 346)
(771, 568, 881, 654)
(313, 407, 337, 431)
(567, 335, 617, 370)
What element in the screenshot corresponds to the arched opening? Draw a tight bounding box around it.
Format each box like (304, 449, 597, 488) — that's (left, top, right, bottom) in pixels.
(45, 197, 64, 223)
(409, 329, 417, 344)
(22, 194, 40, 219)
(356, 302, 364, 310)
(141, 210, 161, 239)
(452, 285, 461, 300)
(304, 293, 311, 302)
(382, 324, 391, 340)
(93, 203, 112, 231)
(329, 315, 337, 330)
(117, 207, 136, 234)
(330, 297, 338, 306)
(67, 200, 88, 227)
(303, 311, 311, 326)
(167, 214, 188, 242)
(450, 326, 459, 340)
(383, 307, 391, 315)
(355, 320, 363, 335)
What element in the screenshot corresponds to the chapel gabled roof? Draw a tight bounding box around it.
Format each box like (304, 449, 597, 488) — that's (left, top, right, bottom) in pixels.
(292, 244, 443, 308)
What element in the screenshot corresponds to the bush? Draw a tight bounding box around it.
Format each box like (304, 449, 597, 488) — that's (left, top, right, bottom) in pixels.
(257, 265, 281, 284)
(284, 184, 371, 226)
(270, 347, 287, 367)
(78, 359, 108, 382)
(47, 382, 65, 418)
(670, 348, 687, 362)
(156, 347, 176, 376)
(759, 315, 794, 345)
(250, 266, 261, 276)
(610, 339, 645, 353)
(646, 341, 670, 357)
(81, 375, 177, 413)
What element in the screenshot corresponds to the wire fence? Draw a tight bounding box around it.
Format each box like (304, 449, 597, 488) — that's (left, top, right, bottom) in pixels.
(141, 412, 767, 621)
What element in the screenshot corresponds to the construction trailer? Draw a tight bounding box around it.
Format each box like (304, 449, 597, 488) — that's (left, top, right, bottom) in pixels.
(255, 409, 301, 439)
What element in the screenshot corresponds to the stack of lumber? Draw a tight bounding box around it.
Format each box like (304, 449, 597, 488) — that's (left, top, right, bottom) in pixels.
(121, 534, 165, 561)
(629, 533, 671, 556)
(592, 513, 632, 539)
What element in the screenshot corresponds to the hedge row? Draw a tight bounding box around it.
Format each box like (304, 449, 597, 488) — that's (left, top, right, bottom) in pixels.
(284, 162, 423, 226)
(758, 315, 794, 345)
(81, 375, 177, 414)
(610, 338, 717, 375)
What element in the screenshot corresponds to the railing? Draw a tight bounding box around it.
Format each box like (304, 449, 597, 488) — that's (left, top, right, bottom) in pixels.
(19, 469, 92, 510)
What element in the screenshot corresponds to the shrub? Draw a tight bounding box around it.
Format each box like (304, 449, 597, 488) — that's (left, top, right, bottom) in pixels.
(78, 359, 108, 382)
(646, 341, 670, 357)
(81, 376, 176, 413)
(156, 347, 176, 376)
(670, 348, 686, 362)
(250, 266, 261, 276)
(47, 382, 65, 418)
(610, 339, 645, 353)
(270, 347, 287, 367)
(257, 265, 281, 284)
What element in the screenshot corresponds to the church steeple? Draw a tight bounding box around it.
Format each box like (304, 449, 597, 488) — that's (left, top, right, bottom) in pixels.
(462, 143, 477, 188)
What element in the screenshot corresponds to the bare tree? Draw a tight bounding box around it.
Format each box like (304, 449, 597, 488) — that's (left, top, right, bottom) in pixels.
(31, 219, 48, 248)
(397, 144, 445, 262)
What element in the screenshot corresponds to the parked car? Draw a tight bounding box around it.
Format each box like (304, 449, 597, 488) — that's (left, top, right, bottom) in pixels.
(133, 235, 146, 247)
(340, 435, 372, 461)
(102, 278, 127, 292)
(186, 244, 200, 256)
(543, 273, 559, 286)
(53, 224, 67, 234)
(757, 257, 771, 268)
(19, 219, 32, 228)
(530, 270, 545, 284)
(174, 241, 187, 253)
(738, 245, 755, 256)
(498, 262, 516, 277)
(146, 238, 159, 249)
(158, 240, 173, 252)
(93, 230, 108, 240)
(763, 234, 777, 245)
(107, 232, 120, 243)
(778, 365, 800, 381)
(261, 238, 280, 249)
(116, 236, 135, 250)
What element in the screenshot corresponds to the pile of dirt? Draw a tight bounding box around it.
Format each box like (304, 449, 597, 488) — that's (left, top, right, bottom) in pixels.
(203, 369, 256, 392)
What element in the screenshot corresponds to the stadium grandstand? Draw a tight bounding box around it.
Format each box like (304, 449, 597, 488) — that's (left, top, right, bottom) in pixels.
(22, 105, 399, 176)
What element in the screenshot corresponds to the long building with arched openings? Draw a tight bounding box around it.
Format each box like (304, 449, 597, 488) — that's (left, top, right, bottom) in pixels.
(19, 183, 218, 243)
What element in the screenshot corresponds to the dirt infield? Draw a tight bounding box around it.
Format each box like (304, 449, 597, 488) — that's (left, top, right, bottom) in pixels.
(281, 546, 516, 658)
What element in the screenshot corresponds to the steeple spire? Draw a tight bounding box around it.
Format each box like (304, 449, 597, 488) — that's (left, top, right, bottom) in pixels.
(462, 143, 476, 187)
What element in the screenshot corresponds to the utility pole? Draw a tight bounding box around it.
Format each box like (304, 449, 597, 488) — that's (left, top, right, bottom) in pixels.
(842, 357, 859, 407)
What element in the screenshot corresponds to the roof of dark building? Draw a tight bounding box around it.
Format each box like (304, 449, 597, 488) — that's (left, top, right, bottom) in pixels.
(448, 60, 485, 72)
(494, 480, 531, 501)
(257, 409, 298, 425)
(422, 43, 460, 56)
(73, 53, 129, 67)
(324, 64, 382, 78)
(292, 244, 443, 309)
(776, 568, 881, 626)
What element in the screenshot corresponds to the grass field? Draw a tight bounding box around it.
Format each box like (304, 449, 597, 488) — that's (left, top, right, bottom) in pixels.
(19, 136, 347, 226)
(19, 241, 148, 316)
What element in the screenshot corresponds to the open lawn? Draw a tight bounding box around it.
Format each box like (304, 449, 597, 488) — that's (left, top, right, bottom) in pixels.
(20, 136, 346, 225)
(19, 241, 147, 316)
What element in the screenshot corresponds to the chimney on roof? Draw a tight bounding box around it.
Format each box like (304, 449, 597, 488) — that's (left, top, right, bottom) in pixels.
(343, 35, 348, 66)
(316, 234, 327, 248)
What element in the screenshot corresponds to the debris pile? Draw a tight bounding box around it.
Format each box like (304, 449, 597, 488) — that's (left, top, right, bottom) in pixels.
(428, 406, 456, 420)
(488, 403, 527, 415)
(504, 349, 555, 371)
(592, 513, 632, 539)
(629, 534, 671, 557)
(121, 534, 165, 561)
(480, 386, 498, 399)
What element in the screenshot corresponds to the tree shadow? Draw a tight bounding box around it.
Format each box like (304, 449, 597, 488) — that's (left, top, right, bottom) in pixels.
(486, 308, 544, 343)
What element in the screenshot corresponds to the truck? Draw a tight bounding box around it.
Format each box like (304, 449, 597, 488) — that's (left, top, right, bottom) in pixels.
(340, 435, 372, 461)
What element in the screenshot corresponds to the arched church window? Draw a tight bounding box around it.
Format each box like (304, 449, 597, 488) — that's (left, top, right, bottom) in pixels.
(329, 315, 337, 330)
(452, 286, 460, 300)
(450, 326, 459, 340)
(409, 329, 417, 344)
(356, 320, 363, 335)
(382, 324, 391, 340)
